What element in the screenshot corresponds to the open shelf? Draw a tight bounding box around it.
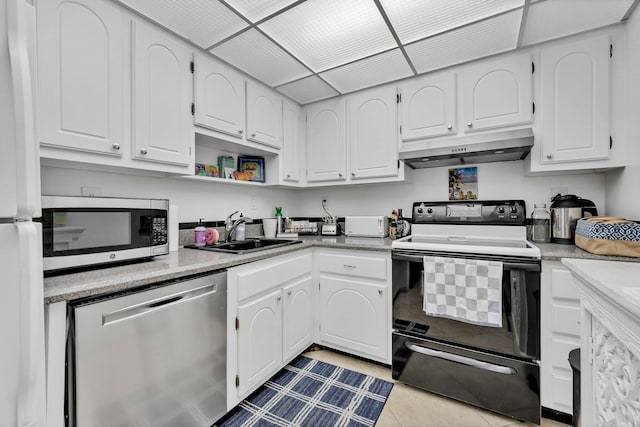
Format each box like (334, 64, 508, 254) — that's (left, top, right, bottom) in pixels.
(176, 175, 271, 186)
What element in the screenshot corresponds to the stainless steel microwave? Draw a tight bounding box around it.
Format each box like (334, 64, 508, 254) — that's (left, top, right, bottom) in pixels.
(41, 196, 169, 272)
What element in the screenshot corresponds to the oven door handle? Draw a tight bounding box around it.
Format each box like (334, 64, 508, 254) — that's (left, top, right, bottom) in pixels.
(392, 252, 539, 271)
(405, 342, 517, 375)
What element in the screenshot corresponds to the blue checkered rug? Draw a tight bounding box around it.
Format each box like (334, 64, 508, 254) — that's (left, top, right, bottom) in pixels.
(216, 355, 393, 427)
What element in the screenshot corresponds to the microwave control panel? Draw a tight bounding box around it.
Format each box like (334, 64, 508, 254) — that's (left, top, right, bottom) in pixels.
(152, 216, 168, 245)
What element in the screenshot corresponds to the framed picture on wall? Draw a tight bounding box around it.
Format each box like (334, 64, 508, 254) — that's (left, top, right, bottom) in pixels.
(237, 156, 265, 182)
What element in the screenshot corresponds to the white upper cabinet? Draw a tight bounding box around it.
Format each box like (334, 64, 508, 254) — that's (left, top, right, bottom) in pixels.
(246, 81, 282, 149)
(281, 98, 301, 183)
(193, 52, 245, 138)
(306, 98, 347, 182)
(461, 53, 533, 132)
(132, 20, 193, 166)
(400, 73, 456, 141)
(349, 87, 399, 179)
(38, 0, 125, 156)
(540, 35, 610, 163)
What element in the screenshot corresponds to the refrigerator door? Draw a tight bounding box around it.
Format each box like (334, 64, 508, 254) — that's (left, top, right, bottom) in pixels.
(0, 0, 40, 220)
(0, 221, 46, 427)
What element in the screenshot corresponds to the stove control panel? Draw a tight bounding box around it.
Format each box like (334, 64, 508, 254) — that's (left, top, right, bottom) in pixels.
(412, 200, 526, 225)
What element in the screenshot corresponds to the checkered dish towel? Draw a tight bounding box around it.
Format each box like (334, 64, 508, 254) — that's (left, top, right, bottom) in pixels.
(423, 256, 503, 328)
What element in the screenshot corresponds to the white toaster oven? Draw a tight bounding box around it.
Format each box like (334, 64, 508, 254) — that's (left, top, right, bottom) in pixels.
(344, 216, 388, 237)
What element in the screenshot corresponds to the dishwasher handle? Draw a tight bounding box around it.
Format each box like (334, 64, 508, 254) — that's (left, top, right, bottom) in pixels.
(102, 283, 217, 326)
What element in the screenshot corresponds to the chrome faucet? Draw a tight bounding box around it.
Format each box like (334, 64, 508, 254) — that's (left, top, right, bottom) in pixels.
(225, 212, 253, 242)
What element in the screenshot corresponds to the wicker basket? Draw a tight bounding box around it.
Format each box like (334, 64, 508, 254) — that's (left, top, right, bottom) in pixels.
(575, 216, 640, 257)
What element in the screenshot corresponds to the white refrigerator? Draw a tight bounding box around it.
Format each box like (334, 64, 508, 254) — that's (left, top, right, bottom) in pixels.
(0, 0, 46, 425)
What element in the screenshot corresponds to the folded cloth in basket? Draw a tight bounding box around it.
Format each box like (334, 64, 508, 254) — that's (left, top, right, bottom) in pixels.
(423, 256, 503, 328)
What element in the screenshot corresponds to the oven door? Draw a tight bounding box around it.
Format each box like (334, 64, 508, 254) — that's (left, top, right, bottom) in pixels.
(392, 249, 540, 360)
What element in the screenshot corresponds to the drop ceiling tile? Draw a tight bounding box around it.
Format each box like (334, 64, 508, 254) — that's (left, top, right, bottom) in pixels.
(210, 29, 311, 87)
(225, 0, 299, 23)
(405, 10, 522, 74)
(117, 0, 248, 48)
(259, 0, 398, 72)
(320, 49, 413, 93)
(521, 0, 633, 46)
(380, 0, 524, 44)
(276, 76, 340, 104)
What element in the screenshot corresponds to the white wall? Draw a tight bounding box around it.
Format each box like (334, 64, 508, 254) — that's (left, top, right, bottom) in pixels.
(42, 160, 606, 222)
(40, 166, 299, 222)
(295, 161, 606, 218)
(605, 7, 640, 219)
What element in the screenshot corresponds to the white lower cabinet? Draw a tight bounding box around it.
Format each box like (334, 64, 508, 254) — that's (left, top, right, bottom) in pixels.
(541, 261, 581, 414)
(227, 250, 314, 408)
(317, 250, 391, 364)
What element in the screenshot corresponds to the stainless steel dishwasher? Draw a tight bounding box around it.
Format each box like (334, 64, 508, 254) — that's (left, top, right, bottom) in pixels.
(67, 271, 227, 427)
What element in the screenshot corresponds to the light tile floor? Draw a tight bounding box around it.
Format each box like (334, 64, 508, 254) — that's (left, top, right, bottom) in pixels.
(302, 349, 568, 427)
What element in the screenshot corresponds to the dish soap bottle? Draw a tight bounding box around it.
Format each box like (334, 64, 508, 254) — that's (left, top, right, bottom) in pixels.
(531, 204, 551, 243)
(275, 207, 283, 235)
(194, 218, 206, 247)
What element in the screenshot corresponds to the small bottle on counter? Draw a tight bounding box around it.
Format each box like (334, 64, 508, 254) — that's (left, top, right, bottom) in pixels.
(194, 218, 206, 246)
(531, 204, 551, 243)
(389, 209, 398, 240)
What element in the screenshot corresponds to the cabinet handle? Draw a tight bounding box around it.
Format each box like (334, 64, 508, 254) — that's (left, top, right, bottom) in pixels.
(112, 142, 120, 150)
(378, 289, 383, 295)
(344, 264, 356, 269)
(286, 174, 291, 178)
(251, 132, 256, 138)
(238, 129, 243, 135)
(447, 125, 452, 130)
(546, 153, 553, 159)
(338, 173, 343, 178)
(351, 172, 355, 177)
(287, 290, 292, 296)
(140, 148, 148, 155)
(277, 295, 281, 301)
(467, 122, 472, 127)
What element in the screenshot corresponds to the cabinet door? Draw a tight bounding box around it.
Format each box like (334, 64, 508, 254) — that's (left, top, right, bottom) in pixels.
(283, 276, 314, 361)
(306, 99, 347, 182)
(282, 98, 300, 182)
(132, 20, 192, 166)
(193, 52, 245, 138)
(37, 0, 124, 156)
(540, 261, 581, 414)
(461, 53, 532, 132)
(246, 81, 282, 149)
(319, 276, 386, 359)
(401, 73, 456, 141)
(237, 289, 283, 397)
(349, 87, 399, 179)
(540, 35, 610, 163)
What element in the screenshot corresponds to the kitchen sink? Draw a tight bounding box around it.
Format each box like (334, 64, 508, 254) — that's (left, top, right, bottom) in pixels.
(186, 238, 302, 254)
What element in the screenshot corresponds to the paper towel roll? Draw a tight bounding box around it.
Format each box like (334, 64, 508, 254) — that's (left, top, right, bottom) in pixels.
(169, 204, 179, 252)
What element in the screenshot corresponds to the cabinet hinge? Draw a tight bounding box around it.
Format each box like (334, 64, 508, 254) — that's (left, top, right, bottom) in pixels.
(399, 124, 402, 135)
(531, 62, 535, 74)
(588, 337, 594, 365)
(532, 102, 535, 114)
(610, 136, 613, 149)
(396, 93, 401, 103)
(191, 103, 195, 116)
(235, 375, 240, 387)
(397, 159, 400, 169)
(610, 44, 613, 58)
(318, 282, 320, 290)
(235, 317, 239, 330)
(190, 61, 194, 74)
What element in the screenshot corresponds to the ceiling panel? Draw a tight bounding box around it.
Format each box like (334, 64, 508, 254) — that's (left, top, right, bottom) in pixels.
(320, 49, 414, 94)
(521, 0, 634, 46)
(406, 10, 522, 74)
(380, 0, 524, 44)
(259, 0, 398, 72)
(276, 76, 340, 104)
(210, 29, 311, 87)
(117, 0, 248, 48)
(224, 0, 299, 23)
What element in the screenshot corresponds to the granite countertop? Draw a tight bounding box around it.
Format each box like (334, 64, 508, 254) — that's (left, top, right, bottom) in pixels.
(43, 235, 393, 303)
(562, 258, 640, 321)
(44, 235, 639, 303)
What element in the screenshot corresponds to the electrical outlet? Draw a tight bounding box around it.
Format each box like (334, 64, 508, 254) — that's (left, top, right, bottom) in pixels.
(81, 186, 101, 197)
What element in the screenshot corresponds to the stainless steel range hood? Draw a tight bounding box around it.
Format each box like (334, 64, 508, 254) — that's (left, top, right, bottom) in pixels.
(399, 128, 534, 169)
